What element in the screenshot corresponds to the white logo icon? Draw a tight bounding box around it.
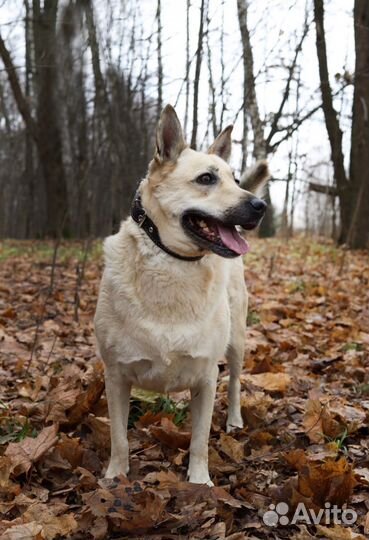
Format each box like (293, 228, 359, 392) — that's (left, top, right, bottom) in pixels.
(262, 501, 357, 527)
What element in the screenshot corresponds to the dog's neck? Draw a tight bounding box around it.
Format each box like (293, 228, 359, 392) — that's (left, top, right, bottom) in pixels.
(131, 192, 204, 262)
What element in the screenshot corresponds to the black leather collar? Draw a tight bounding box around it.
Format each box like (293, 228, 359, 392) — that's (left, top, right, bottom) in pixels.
(131, 192, 204, 262)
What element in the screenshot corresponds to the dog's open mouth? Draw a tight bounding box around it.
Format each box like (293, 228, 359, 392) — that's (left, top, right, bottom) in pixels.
(182, 211, 250, 258)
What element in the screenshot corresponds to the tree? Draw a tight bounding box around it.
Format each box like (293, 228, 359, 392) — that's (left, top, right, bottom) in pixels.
(347, 0, 369, 248)
(190, 0, 206, 150)
(236, 1, 310, 237)
(313, 0, 369, 248)
(236, 0, 274, 237)
(0, 0, 69, 237)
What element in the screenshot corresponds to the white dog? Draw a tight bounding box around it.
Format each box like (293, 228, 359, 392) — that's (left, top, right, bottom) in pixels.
(94, 105, 269, 485)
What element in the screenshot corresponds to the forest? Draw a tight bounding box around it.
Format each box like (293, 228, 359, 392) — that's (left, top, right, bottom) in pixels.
(0, 0, 368, 247)
(0, 1, 369, 539)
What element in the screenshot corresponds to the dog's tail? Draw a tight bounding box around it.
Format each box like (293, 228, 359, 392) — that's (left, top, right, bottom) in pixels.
(240, 160, 271, 197)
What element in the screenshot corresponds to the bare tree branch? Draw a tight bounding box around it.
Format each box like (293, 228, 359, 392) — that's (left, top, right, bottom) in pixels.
(0, 30, 38, 142)
(266, 15, 310, 145)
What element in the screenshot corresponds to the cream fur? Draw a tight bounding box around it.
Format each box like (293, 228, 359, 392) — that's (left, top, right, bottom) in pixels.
(94, 106, 259, 486)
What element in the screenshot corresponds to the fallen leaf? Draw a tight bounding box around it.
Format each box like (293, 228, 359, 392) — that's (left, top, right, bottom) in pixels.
(241, 372, 291, 392)
(218, 433, 244, 463)
(5, 425, 58, 476)
(149, 417, 191, 450)
(0, 522, 43, 540)
(241, 391, 273, 428)
(23, 504, 77, 540)
(316, 524, 366, 539)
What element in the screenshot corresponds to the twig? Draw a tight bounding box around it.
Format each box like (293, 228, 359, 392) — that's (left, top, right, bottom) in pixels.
(42, 334, 57, 375)
(25, 213, 66, 374)
(268, 254, 275, 279)
(338, 249, 347, 276)
(74, 238, 92, 323)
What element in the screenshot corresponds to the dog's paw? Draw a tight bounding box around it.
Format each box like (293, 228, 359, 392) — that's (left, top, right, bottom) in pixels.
(226, 415, 243, 433)
(188, 467, 214, 486)
(188, 474, 214, 487)
(105, 460, 129, 479)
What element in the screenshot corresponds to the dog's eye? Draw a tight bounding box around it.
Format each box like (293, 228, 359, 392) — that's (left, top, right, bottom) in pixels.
(195, 173, 217, 185)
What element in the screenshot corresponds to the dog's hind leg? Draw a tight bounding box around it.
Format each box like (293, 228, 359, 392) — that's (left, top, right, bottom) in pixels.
(226, 338, 244, 432)
(188, 364, 218, 486)
(104, 363, 132, 478)
(226, 264, 247, 432)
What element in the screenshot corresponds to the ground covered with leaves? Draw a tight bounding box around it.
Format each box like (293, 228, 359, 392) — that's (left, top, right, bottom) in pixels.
(0, 237, 369, 540)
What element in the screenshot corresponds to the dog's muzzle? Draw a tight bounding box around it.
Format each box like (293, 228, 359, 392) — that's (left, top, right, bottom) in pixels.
(224, 196, 267, 230)
(181, 196, 267, 259)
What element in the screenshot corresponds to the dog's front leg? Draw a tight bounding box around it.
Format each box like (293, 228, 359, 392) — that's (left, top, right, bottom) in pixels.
(104, 363, 131, 478)
(188, 365, 218, 486)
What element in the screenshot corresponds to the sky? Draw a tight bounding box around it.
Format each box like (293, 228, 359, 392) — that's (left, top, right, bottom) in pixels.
(0, 0, 355, 223)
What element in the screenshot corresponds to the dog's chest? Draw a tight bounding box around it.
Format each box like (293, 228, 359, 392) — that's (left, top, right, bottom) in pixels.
(120, 353, 217, 393)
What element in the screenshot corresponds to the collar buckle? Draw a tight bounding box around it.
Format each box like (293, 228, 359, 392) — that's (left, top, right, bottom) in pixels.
(137, 212, 147, 228)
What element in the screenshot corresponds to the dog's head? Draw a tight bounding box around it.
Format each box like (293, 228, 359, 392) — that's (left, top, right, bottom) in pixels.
(140, 105, 269, 259)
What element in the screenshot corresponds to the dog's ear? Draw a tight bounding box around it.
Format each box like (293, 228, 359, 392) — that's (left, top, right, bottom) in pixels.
(155, 104, 186, 163)
(240, 160, 271, 196)
(207, 125, 233, 162)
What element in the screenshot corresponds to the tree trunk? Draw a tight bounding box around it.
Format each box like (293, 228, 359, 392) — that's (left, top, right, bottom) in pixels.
(190, 0, 206, 150)
(156, 0, 163, 119)
(0, 1, 69, 237)
(33, 0, 69, 237)
(206, 11, 217, 139)
(313, 0, 350, 242)
(24, 0, 35, 237)
(183, 0, 191, 136)
(236, 0, 275, 237)
(346, 0, 369, 248)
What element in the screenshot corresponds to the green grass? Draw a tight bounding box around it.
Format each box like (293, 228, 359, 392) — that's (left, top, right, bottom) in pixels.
(247, 310, 260, 325)
(0, 240, 103, 263)
(353, 383, 369, 396)
(324, 428, 349, 456)
(0, 416, 38, 445)
(342, 342, 363, 352)
(128, 389, 189, 429)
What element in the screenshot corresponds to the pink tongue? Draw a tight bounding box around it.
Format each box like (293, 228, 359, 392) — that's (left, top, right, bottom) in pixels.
(216, 224, 249, 255)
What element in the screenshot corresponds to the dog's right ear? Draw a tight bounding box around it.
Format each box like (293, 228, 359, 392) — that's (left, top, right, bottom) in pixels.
(155, 105, 186, 163)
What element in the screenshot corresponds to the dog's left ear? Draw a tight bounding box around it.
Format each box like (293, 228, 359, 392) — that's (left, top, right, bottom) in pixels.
(208, 125, 233, 162)
(240, 160, 271, 196)
(155, 104, 187, 163)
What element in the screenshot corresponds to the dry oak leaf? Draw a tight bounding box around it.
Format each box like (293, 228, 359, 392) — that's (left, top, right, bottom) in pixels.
(297, 457, 356, 507)
(303, 399, 343, 444)
(218, 433, 244, 463)
(241, 391, 273, 429)
(45, 384, 81, 423)
(66, 376, 105, 425)
(0, 522, 43, 540)
(354, 467, 369, 486)
(23, 503, 77, 540)
(5, 425, 58, 476)
(316, 524, 367, 540)
(84, 484, 168, 533)
(241, 372, 291, 392)
(284, 448, 308, 470)
(143, 470, 179, 488)
(149, 417, 191, 450)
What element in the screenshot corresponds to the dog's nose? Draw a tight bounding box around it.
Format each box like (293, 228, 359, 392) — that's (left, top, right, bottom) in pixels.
(249, 197, 267, 213)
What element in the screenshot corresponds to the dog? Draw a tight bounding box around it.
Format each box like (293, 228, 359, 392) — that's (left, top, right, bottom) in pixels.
(94, 105, 269, 485)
